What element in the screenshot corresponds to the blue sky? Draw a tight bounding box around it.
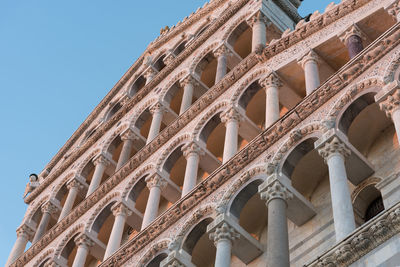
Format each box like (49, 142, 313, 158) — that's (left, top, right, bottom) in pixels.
(0, 0, 339, 264)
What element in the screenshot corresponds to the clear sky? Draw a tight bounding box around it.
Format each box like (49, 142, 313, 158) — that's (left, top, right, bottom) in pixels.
(0, 0, 339, 264)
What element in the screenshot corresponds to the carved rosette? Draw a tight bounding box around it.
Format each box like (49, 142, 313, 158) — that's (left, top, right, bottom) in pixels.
(220, 106, 243, 124)
(179, 75, 199, 89)
(370, 219, 391, 244)
(259, 179, 293, 204)
(339, 24, 366, 45)
(41, 201, 59, 215)
(246, 10, 269, 28)
(334, 243, 355, 265)
(74, 233, 95, 249)
(145, 174, 167, 189)
(16, 224, 35, 239)
(209, 222, 240, 245)
(298, 49, 320, 69)
(120, 128, 140, 142)
(259, 72, 282, 89)
(350, 232, 373, 258)
(318, 137, 351, 162)
(93, 153, 112, 167)
(181, 141, 205, 159)
(111, 202, 133, 218)
(378, 88, 400, 118)
(149, 102, 166, 115)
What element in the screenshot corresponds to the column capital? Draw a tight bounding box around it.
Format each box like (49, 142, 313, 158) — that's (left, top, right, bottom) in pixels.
(16, 224, 35, 239)
(386, 2, 400, 21)
(179, 74, 199, 88)
(74, 233, 95, 249)
(208, 222, 240, 245)
(163, 52, 175, 65)
(66, 176, 86, 191)
(111, 202, 133, 218)
(259, 72, 282, 89)
(298, 50, 320, 69)
(339, 24, 367, 45)
(213, 43, 230, 58)
(375, 80, 400, 118)
(220, 106, 243, 124)
(145, 173, 167, 190)
(318, 136, 351, 162)
(246, 10, 270, 28)
(259, 175, 293, 204)
(143, 66, 157, 80)
(181, 141, 205, 159)
(92, 153, 112, 167)
(41, 201, 59, 215)
(43, 261, 62, 267)
(120, 127, 140, 142)
(149, 101, 166, 115)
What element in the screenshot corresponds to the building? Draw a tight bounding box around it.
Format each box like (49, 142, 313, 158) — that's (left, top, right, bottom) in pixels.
(6, 0, 400, 266)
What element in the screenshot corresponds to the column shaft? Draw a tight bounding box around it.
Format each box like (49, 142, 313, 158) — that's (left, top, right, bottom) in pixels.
(267, 198, 290, 267)
(182, 153, 200, 196)
(215, 53, 227, 83)
(147, 110, 163, 144)
(104, 214, 127, 259)
(6, 234, 28, 266)
(252, 20, 267, 52)
(326, 153, 356, 241)
(72, 245, 89, 267)
(304, 60, 320, 95)
(58, 186, 79, 222)
(346, 35, 364, 59)
(32, 212, 51, 243)
(116, 139, 133, 170)
(142, 186, 162, 229)
(265, 85, 280, 128)
(223, 120, 239, 164)
(86, 162, 106, 197)
(392, 109, 400, 144)
(214, 239, 232, 267)
(179, 82, 194, 115)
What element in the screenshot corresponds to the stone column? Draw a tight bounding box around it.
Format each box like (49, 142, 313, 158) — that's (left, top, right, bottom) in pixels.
(141, 174, 167, 229)
(259, 72, 282, 128)
(220, 107, 242, 164)
(58, 178, 85, 222)
(247, 11, 268, 52)
(6, 224, 34, 266)
(32, 201, 58, 243)
(179, 76, 198, 115)
(298, 50, 321, 95)
(318, 137, 356, 241)
(259, 178, 293, 267)
(147, 102, 165, 144)
(86, 154, 111, 197)
(144, 67, 157, 85)
(375, 81, 400, 144)
(104, 203, 132, 259)
(209, 223, 240, 267)
(214, 45, 229, 83)
(116, 128, 139, 170)
(339, 24, 365, 59)
(72, 233, 94, 267)
(181, 142, 205, 196)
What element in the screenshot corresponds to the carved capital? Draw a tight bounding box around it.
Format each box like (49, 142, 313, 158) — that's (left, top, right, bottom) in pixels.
(74, 233, 95, 249)
(298, 50, 320, 69)
(143, 67, 157, 80)
(209, 222, 240, 245)
(41, 201, 59, 215)
(66, 177, 85, 191)
(318, 137, 351, 162)
(213, 44, 230, 58)
(247, 10, 269, 28)
(339, 24, 367, 44)
(179, 75, 199, 88)
(220, 106, 243, 124)
(181, 141, 205, 159)
(44, 261, 62, 267)
(120, 128, 140, 142)
(145, 173, 167, 189)
(259, 72, 282, 89)
(92, 153, 111, 167)
(111, 202, 133, 218)
(386, 2, 400, 21)
(149, 101, 165, 115)
(163, 53, 175, 65)
(259, 177, 293, 204)
(16, 224, 35, 239)
(375, 81, 400, 118)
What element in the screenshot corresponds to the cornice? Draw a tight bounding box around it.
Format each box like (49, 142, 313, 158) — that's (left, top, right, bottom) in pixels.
(24, 0, 252, 204)
(306, 201, 400, 267)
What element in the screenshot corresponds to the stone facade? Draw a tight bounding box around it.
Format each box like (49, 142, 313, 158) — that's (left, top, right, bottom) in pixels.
(6, 0, 400, 266)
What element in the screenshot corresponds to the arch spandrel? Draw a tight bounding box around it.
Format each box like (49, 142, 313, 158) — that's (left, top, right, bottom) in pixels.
(221, 11, 253, 42)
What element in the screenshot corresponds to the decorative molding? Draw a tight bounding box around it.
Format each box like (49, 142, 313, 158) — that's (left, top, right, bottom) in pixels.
(121, 164, 155, 200)
(155, 134, 192, 170)
(54, 223, 84, 258)
(32, 249, 54, 267)
(137, 239, 170, 267)
(192, 101, 230, 139)
(84, 192, 120, 232)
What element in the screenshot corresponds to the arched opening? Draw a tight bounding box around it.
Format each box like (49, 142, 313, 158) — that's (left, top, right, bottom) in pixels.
(107, 136, 123, 164)
(227, 21, 252, 59)
(229, 179, 267, 240)
(200, 113, 225, 161)
(182, 218, 216, 266)
(195, 24, 210, 38)
(135, 108, 166, 141)
(81, 157, 111, 189)
(164, 82, 184, 115)
(129, 75, 146, 97)
(154, 55, 166, 72)
(105, 103, 122, 122)
(81, 127, 97, 145)
(194, 52, 217, 88)
(59, 233, 99, 267)
(54, 182, 84, 219)
(147, 253, 168, 267)
(353, 183, 384, 226)
(163, 145, 186, 189)
(173, 41, 187, 56)
(91, 202, 116, 257)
